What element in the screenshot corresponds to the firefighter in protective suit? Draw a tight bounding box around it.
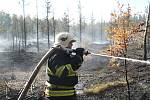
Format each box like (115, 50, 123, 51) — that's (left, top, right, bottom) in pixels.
(45, 32, 85, 100)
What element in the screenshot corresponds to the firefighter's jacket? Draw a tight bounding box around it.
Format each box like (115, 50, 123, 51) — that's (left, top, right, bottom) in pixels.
(45, 47, 83, 97)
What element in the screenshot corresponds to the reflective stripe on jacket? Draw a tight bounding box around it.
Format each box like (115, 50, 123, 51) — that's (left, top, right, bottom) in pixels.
(46, 64, 76, 77)
(45, 88, 75, 97)
(45, 81, 75, 97)
(45, 64, 77, 97)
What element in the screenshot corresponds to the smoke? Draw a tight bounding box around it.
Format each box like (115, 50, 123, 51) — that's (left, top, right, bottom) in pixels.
(0, 36, 11, 52)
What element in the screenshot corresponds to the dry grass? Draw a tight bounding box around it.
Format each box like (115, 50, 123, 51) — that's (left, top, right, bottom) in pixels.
(84, 80, 131, 94)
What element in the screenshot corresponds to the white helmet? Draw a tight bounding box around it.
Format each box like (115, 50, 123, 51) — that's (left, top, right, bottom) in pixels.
(54, 32, 76, 48)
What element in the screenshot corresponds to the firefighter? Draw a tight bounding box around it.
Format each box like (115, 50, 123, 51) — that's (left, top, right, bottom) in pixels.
(45, 32, 85, 100)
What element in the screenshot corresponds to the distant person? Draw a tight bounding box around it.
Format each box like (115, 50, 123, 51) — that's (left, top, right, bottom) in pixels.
(44, 32, 89, 100)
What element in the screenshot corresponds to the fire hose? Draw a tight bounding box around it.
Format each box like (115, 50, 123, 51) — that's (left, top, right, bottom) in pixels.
(18, 49, 150, 100)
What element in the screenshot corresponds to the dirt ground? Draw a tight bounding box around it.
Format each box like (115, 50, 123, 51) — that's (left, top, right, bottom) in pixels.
(0, 42, 150, 100)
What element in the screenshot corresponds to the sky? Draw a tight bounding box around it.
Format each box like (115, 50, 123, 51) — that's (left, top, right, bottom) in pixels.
(0, 0, 149, 23)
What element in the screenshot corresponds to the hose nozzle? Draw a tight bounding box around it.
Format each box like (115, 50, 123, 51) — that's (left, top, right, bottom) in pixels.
(84, 50, 91, 55)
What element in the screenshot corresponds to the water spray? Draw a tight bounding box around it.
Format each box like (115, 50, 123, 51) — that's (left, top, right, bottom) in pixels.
(90, 52, 150, 65)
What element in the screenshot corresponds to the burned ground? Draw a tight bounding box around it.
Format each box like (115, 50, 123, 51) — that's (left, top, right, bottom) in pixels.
(0, 42, 150, 100)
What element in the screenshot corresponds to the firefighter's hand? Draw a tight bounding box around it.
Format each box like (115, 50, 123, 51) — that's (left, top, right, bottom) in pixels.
(75, 48, 91, 56)
(75, 48, 85, 56)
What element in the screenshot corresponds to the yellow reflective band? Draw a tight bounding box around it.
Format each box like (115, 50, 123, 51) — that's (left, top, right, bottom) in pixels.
(55, 65, 65, 77)
(46, 67, 54, 76)
(65, 64, 76, 76)
(45, 82, 74, 89)
(47, 64, 76, 77)
(45, 89, 75, 97)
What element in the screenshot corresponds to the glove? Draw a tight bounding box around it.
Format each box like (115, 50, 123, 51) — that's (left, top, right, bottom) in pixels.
(75, 48, 85, 56)
(75, 48, 91, 56)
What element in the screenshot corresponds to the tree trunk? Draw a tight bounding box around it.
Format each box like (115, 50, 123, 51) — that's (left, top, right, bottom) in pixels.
(36, 0, 39, 52)
(144, 2, 150, 61)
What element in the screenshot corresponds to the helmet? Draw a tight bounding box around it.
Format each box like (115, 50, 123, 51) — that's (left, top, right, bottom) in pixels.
(54, 32, 76, 48)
